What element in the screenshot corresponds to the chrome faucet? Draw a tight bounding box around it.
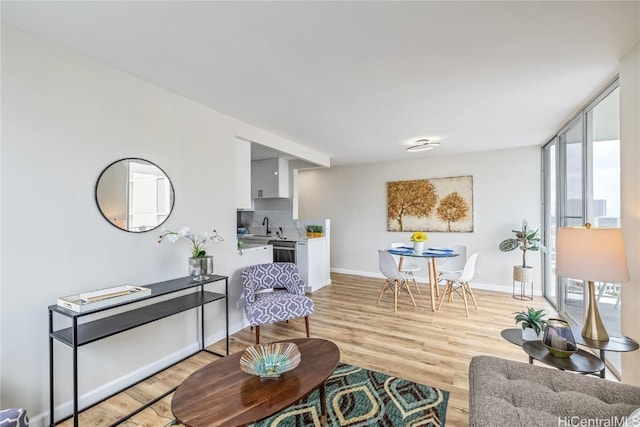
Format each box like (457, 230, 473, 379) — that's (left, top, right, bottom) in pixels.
(262, 217, 271, 235)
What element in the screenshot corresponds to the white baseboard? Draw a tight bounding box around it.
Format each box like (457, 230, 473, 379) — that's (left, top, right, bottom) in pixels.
(33, 319, 248, 427)
(306, 278, 332, 293)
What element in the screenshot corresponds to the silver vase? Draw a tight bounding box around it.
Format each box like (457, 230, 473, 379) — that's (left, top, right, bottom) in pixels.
(188, 256, 214, 281)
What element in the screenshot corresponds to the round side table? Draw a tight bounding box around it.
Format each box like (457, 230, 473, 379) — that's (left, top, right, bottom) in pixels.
(522, 341, 604, 374)
(571, 326, 639, 378)
(501, 328, 524, 346)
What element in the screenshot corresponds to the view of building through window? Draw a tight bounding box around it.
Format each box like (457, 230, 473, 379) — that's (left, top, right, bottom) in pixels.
(543, 82, 622, 376)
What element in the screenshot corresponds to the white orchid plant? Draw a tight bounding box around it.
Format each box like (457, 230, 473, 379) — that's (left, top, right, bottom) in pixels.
(158, 226, 224, 258)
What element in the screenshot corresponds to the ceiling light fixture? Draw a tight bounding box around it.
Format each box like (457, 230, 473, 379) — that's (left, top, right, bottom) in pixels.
(407, 139, 440, 152)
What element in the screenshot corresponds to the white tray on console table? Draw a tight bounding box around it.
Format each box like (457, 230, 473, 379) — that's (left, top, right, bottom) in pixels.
(57, 285, 151, 313)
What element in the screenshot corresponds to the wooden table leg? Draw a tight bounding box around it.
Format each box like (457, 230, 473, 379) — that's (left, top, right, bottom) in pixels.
(320, 381, 327, 426)
(431, 259, 440, 297)
(428, 258, 436, 311)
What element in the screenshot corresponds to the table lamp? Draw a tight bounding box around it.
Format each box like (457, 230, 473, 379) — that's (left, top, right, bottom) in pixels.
(556, 224, 629, 342)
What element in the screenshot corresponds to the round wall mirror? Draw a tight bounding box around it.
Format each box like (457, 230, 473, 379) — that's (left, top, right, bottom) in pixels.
(95, 158, 175, 232)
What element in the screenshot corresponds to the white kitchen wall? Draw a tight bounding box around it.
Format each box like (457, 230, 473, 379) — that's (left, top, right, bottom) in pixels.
(298, 147, 543, 291)
(0, 25, 328, 424)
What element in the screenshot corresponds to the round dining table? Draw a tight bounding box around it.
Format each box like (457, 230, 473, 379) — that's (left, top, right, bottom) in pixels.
(387, 247, 459, 311)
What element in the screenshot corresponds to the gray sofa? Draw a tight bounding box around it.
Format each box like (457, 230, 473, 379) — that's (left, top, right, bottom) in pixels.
(469, 355, 640, 427)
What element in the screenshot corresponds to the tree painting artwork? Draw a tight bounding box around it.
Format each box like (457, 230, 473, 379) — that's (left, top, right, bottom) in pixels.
(387, 175, 473, 232)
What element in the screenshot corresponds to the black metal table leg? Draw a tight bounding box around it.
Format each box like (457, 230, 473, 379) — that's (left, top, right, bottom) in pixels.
(49, 310, 55, 426)
(229, 280, 231, 356)
(599, 349, 606, 378)
(73, 317, 78, 427)
(200, 284, 205, 350)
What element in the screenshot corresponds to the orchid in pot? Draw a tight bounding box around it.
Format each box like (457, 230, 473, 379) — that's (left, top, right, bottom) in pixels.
(409, 231, 428, 253)
(158, 226, 224, 280)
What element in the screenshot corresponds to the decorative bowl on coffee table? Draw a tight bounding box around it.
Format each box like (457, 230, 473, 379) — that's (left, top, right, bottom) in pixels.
(240, 342, 301, 379)
(542, 318, 577, 358)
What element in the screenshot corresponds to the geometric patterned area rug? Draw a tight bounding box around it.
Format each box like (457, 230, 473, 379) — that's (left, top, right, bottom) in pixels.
(249, 363, 449, 427)
(169, 363, 449, 427)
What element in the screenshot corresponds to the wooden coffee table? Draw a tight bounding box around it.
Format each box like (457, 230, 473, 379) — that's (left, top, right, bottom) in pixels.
(171, 338, 340, 427)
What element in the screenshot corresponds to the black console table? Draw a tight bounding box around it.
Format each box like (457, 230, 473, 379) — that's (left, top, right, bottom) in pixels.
(48, 275, 228, 427)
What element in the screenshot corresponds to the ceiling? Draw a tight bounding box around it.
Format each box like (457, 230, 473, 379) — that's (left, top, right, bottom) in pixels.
(2, 1, 639, 166)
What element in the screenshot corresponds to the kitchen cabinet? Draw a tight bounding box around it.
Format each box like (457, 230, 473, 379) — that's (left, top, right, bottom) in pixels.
(297, 237, 330, 292)
(252, 158, 289, 198)
(236, 138, 253, 209)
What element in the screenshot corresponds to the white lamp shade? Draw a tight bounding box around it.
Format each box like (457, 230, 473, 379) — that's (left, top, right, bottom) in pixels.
(556, 227, 629, 283)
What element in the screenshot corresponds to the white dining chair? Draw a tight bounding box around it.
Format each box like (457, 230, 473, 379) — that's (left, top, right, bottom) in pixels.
(390, 243, 422, 295)
(437, 252, 479, 317)
(377, 250, 417, 312)
(437, 244, 468, 283)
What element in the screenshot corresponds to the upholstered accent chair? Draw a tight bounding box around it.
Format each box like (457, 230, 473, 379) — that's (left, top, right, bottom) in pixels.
(0, 408, 29, 427)
(242, 262, 315, 344)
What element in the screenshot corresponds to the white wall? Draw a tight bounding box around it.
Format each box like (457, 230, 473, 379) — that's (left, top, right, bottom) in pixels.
(0, 25, 328, 424)
(620, 43, 640, 386)
(298, 147, 542, 291)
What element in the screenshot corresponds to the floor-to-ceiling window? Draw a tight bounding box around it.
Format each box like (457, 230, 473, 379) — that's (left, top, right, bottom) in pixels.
(542, 79, 622, 376)
(561, 117, 586, 325)
(542, 140, 557, 306)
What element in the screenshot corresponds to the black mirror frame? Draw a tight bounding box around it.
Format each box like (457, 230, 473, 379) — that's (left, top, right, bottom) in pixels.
(95, 157, 175, 233)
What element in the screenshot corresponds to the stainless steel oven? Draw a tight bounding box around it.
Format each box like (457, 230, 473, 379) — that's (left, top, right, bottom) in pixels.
(269, 240, 297, 263)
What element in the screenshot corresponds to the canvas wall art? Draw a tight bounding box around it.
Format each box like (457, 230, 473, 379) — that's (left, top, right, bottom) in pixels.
(387, 175, 473, 232)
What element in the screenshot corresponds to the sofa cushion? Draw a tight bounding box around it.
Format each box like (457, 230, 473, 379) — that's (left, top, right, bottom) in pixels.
(245, 291, 314, 326)
(469, 355, 640, 427)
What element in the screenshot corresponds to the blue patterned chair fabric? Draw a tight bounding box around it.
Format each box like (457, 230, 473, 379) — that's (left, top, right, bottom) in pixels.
(242, 262, 315, 344)
(0, 408, 29, 427)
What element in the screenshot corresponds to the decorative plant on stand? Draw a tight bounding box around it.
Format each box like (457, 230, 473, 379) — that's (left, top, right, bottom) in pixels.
(513, 307, 547, 341)
(158, 226, 224, 281)
(499, 219, 546, 284)
(409, 231, 429, 253)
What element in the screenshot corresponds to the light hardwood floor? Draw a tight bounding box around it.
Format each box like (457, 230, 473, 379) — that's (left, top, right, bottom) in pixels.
(60, 272, 556, 426)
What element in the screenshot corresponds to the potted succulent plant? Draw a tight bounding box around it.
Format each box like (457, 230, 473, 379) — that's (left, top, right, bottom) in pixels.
(499, 219, 546, 283)
(306, 225, 324, 238)
(513, 307, 547, 341)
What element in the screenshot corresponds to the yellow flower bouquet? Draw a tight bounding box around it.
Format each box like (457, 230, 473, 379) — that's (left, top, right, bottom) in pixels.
(409, 231, 429, 242)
